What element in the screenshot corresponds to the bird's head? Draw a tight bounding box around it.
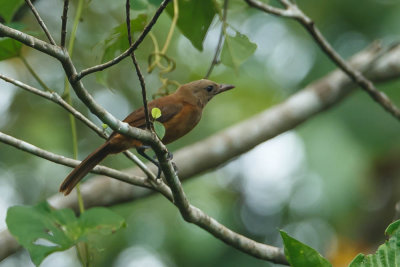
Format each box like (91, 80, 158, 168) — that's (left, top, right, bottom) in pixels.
(177, 79, 235, 108)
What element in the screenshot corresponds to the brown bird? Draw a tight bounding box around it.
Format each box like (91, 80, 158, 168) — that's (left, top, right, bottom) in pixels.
(59, 79, 234, 195)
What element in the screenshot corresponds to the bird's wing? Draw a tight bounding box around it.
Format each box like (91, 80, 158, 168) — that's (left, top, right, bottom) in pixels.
(122, 96, 183, 128)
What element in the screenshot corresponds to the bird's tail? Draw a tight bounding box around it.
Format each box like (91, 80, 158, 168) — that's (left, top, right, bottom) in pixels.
(59, 142, 110, 195)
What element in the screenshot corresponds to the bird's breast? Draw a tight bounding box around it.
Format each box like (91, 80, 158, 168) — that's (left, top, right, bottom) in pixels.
(161, 104, 202, 144)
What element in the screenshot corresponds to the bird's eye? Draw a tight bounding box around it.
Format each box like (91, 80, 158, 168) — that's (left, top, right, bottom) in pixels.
(206, 85, 213, 92)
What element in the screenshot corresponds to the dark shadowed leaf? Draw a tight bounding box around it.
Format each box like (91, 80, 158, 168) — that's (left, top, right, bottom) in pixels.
(167, 0, 216, 51)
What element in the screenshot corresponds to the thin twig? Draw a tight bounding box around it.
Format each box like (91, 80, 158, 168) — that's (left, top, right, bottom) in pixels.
(205, 0, 229, 79)
(126, 0, 151, 130)
(61, 0, 70, 47)
(245, 0, 400, 121)
(25, 0, 57, 45)
(76, 0, 172, 81)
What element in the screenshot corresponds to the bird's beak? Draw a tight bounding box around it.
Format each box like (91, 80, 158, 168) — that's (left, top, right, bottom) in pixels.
(216, 84, 235, 94)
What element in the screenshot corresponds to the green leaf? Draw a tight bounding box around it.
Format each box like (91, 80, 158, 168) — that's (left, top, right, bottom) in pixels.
(0, 0, 25, 23)
(101, 14, 148, 62)
(6, 202, 125, 266)
(153, 121, 166, 139)
(348, 219, 400, 267)
(79, 208, 127, 237)
(167, 0, 217, 51)
(280, 230, 332, 267)
(221, 30, 257, 72)
(151, 107, 162, 119)
(0, 37, 22, 60)
(385, 219, 400, 235)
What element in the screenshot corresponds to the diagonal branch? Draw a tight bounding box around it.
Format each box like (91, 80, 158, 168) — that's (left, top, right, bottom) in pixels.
(245, 0, 400, 121)
(76, 0, 172, 81)
(24, 0, 57, 45)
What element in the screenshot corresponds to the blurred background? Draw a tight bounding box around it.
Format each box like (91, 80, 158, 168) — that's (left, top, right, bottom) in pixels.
(1, 0, 400, 266)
